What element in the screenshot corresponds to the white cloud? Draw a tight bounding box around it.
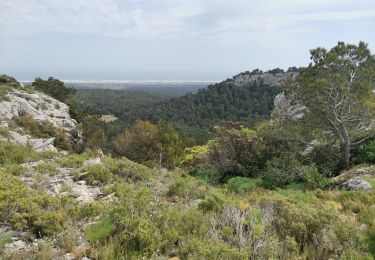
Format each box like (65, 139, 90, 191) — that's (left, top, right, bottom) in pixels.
(0, 0, 374, 40)
(0, 0, 204, 37)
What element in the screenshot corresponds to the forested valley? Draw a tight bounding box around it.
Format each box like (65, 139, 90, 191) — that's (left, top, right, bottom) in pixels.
(1, 42, 375, 259)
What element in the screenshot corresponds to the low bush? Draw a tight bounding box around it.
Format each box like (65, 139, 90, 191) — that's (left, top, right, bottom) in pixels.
(0, 174, 66, 237)
(262, 158, 301, 187)
(35, 162, 60, 175)
(82, 164, 112, 184)
(0, 231, 15, 250)
(226, 177, 263, 193)
(0, 128, 9, 137)
(0, 75, 20, 101)
(168, 176, 207, 199)
(301, 165, 331, 189)
(109, 157, 153, 182)
(13, 115, 71, 150)
(78, 202, 104, 220)
(85, 217, 116, 243)
(189, 168, 222, 184)
(59, 153, 90, 168)
(198, 193, 225, 212)
(359, 140, 375, 163)
(4, 164, 28, 176)
(0, 141, 35, 165)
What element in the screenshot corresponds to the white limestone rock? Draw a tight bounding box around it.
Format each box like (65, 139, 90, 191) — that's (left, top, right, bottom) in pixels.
(28, 138, 57, 152)
(342, 176, 371, 190)
(0, 89, 81, 140)
(7, 131, 57, 152)
(83, 158, 102, 167)
(272, 93, 306, 121)
(226, 71, 297, 87)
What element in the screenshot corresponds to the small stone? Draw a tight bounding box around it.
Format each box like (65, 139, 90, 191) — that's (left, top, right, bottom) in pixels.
(83, 158, 102, 167)
(62, 253, 75, 260)
(343, 177, 371, 190)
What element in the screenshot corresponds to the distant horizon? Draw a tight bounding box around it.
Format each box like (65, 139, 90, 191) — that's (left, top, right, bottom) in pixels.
(2, 1, 374, 82)
(10, 66, 298, 83)
(19, 79, 219, 84)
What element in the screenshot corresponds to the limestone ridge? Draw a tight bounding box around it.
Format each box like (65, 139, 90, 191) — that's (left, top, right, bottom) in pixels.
(225, 69, 297, 87)
(223, 69, 304, 122)
(0, 77, 81, 152)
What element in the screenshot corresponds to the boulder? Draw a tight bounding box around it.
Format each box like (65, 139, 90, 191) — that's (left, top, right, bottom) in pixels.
(8, 131, 29, 145)
(8, 131, 57, 152)
(28, 138, 57, 152)
(0, 121, 8, 128)
(0, 89, 82, 143)
(83, 158, 102, 167)
(272, 93, 306, 122)
(342, 176, 371, 190)
(333, 165, 375, 190)
(303, 140, 318, 155)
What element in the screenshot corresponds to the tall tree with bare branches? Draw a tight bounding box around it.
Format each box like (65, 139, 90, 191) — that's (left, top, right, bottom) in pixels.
(286, 42, 375, 169)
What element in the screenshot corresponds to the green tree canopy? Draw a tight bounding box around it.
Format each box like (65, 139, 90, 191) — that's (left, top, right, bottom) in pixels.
(286, 41, 375, 169)
(32, 77, 76, 102)
(113, 120, 184, 168)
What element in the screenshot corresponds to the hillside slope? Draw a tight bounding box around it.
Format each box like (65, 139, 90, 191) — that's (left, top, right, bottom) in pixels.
(0, 74, 374, 259)
(141, 69, 296, 141)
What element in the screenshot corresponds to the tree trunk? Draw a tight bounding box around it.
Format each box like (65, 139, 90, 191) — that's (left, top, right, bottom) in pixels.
(340, 125, 351, 169)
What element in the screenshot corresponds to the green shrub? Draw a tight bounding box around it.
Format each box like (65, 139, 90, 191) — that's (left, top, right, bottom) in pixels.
(301, 165, 331, 189)
(85, 217, 116, 243)
(308, 144, 341, 174)
(13, 115, 71, 150)
(226, 177, 263, 194)
(0, 128, 9, 137)
(0, 75, 20, 101)
(189, 168, 222, 184)
(59, 153, 90, 168)
(198, 193, 225, 212)
(263, 158, 301, 187)
(0, 231, 15, 249)
(82, 164, 112, 184)
(0, 141, 34, 165)
(167, 177, 206, 199)
(0, 174, 65, 237)
(32, 77, 76, 102)
(259, 195, 357, 257)
(36, 150, 60, 160)
(0, 75, 20, 87)
(35, 162, 60, 175)
(4, 164, 28, 176)
(78, 202, 104, 220)
(109, 157, 153, 182)
(359, 140, 375, 163)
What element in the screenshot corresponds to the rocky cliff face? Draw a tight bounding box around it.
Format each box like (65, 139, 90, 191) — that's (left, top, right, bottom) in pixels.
(0, 81, 81, 152)
(225, 70, 297, 87)
(272, 93, 307, 122)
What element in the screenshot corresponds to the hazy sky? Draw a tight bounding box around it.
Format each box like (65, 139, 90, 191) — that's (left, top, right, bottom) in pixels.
(1, 0, 375, 80)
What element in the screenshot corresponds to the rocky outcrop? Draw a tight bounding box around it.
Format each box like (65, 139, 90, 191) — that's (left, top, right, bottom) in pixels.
(0, 84, 82, 151)
(20, 163, 102, 203)
(83, 158, 102, 167)
(333, 166, 375, 190)
(342, 176, 371, 190)
(226, 70, 297, 87)
(272, 93, 307, 122)
(6, 131, 57, 152)
(0, 89, 79, 138)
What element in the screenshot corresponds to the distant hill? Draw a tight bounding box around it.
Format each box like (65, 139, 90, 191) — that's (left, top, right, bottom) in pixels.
(72, 69, 298, 143)
(141, 69, 297, 142)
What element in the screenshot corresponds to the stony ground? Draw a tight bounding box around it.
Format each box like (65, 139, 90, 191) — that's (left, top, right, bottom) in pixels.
(1, 157, 106, 259)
